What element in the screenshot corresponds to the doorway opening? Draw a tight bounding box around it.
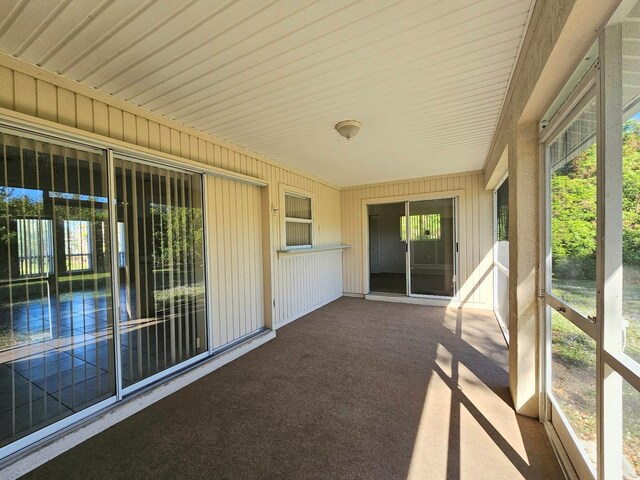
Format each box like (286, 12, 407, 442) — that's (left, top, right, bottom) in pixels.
(367, 197, 457, 299)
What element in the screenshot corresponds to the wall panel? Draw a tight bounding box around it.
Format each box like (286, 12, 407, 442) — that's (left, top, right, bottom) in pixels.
(206, 176, 265, 348)
(275, 251, 343, 327)
(0, 57, 343, 331)
(341, 172, 493, 308)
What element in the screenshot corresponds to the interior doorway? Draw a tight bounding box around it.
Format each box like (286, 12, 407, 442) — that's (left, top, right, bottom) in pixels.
(367, 197, 457, 298)
(368, 203, 406, 295)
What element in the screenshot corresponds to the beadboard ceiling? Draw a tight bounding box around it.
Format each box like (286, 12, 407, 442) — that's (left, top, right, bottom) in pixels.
(0, 0, 533, 187)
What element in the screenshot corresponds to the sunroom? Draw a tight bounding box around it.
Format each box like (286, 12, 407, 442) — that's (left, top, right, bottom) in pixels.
(0, 1, 638, 479)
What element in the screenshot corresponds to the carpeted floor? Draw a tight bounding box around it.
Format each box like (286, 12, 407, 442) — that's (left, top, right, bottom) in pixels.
(24, 297, 563, 480)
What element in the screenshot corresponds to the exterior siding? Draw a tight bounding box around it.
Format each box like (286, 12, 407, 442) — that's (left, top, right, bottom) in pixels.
(0, 57, 343, 329)
(206, 176, 264, 348)
(341, 172, 494, 308)
(276, 251, 343, 327)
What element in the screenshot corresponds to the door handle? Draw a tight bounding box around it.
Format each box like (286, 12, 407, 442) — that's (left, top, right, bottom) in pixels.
(555, 306, 566, 313)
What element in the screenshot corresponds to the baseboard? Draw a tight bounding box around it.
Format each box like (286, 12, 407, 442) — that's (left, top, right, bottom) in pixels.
(275, 293, 342, 329)
(342, 292, 365, 298)
(2, 329, 276, 480)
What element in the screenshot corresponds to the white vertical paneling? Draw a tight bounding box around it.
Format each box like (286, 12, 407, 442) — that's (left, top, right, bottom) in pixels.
(341, 173, 493, 308)
(275, 250, 343, 328)
(206, 176, 264, 348)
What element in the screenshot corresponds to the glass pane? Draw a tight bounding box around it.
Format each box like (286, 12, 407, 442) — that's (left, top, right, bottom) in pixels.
(495, 268, 509, 332)
(495, 178, 509, 267)
(549, 98, 597, 319)
(285, 222, 311, 247)
(622, 6, 640, 367)
(284, 193, 311, 220)
(114, 158, 207, 388)
(623, 380, 640, 478)
(16, 219, 53, 276)
(368, 203, 406, 294)
(64, 220, 92, 272)
(551, 311, 597, 471)
(409, 198, 455, 297)
(0, 131, 115, 448)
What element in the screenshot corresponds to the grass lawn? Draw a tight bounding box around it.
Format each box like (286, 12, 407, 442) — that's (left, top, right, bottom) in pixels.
(552, 276, 640, 476)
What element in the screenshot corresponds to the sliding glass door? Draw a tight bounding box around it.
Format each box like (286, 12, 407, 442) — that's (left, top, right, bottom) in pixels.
(0, 130, 115, 450)
(368, 202, 406, 295)
(0, 126, 210, 455)
(368, 198, 457, 298)
(408, 198, 456, 297)
(112, 156, 207, 390)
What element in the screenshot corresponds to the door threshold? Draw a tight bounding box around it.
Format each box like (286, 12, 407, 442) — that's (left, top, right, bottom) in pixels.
(365, 293, 455, 307)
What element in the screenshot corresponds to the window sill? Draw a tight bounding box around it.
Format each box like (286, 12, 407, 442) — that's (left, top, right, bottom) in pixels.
(277, 245, 351, 258)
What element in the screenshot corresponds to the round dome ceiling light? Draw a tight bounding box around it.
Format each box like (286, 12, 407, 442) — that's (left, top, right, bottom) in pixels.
(335, 120, 362, 140)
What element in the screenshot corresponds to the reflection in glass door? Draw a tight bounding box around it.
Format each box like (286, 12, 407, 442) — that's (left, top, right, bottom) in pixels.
(0, 130, 115, 450)
(408, 198, 456, 297)
(112, 157, 207, 390)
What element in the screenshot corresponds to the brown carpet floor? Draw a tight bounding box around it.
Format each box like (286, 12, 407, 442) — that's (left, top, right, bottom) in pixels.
(25, 297, 563, 480)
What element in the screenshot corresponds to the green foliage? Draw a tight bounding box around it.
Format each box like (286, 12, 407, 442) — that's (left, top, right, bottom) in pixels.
(150, 204, 203, 269)
(552, 120, 640, 278)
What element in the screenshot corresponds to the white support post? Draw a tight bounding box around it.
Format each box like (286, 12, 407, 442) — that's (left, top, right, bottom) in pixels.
(596, 23, 624, 480)
(508, 122, 540, 418)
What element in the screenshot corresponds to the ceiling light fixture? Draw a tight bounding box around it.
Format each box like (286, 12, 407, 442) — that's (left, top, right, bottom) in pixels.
(335, 120, 362, 140)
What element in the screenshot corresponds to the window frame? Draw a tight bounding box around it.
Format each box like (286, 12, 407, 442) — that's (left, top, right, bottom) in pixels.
(16, 217, 54, 277)
(280, 184, 314, 250)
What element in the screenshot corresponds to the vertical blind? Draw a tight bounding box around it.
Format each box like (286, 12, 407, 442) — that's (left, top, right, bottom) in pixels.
(113, 157, 207, 387)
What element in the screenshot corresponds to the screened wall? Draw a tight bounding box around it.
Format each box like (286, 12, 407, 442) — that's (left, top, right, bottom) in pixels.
(541, 7, 640, 477)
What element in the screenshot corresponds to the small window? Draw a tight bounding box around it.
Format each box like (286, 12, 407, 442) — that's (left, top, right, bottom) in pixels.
(284, 192, 312, 248)
(64, 220, 92, 272)
(400, 214, 441, 241)
(16, 218, 54, 276)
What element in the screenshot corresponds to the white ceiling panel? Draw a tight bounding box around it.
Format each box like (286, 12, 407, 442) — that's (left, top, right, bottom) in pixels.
(0, 0, 534, 186)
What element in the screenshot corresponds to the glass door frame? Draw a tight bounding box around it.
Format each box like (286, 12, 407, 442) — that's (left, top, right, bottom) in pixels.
(106, 149, 211, 399)
(363, 192, 460, 301)
(539, 21, 640, 480)
(405, 197, 459, 300)
(0, 113, 269, 463)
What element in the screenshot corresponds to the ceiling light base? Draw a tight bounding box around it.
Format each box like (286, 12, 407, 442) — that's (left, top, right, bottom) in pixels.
(335, 120, 362, 140)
